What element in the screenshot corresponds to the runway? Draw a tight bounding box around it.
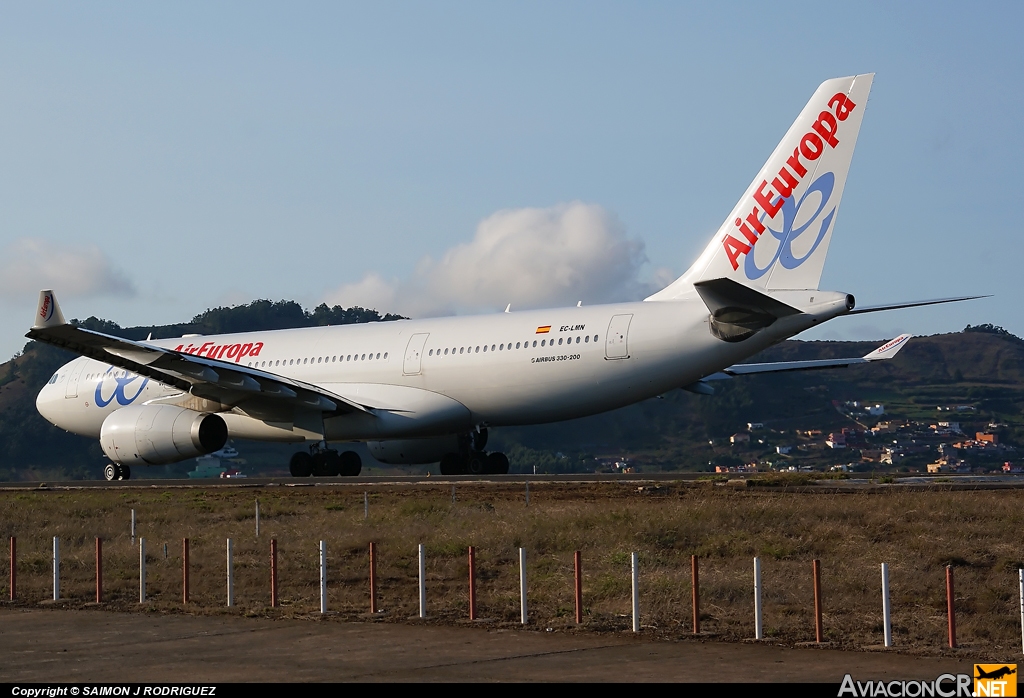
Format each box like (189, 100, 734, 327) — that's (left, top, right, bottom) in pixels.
(1, 473, 1023, 491)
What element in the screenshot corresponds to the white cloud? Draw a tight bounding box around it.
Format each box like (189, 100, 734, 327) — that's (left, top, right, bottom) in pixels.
(0, 238, 136, 302)
(327, 202, 666, 316)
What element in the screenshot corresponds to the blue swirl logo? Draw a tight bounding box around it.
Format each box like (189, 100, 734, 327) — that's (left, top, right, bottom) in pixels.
(745, 171, 836, 280)
(95, 368, 149, 407)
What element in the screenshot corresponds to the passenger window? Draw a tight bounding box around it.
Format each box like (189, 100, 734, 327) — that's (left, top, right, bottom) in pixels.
(376, 353, 380, 359)
(594, 335, 599, 342)
(475, 346, 479, 353)
(459, 347, 464, 354)
(429, 349, 433, 356)
(585, 336, 589, 343)
(515, 342, 520, 349)
(384, 352, 388, 359)
(541, 340, 546, 347)
(499, 344, 504, 350)
(532, 341, 537, 347)
(444, 348, 449, 355)
(558, 338, 563, 345)
(490, 344, 495, 351)
(361, 354, 366, 360)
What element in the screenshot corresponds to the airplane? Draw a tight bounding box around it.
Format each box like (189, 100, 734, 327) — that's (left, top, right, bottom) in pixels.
(29, 73, 982, 481)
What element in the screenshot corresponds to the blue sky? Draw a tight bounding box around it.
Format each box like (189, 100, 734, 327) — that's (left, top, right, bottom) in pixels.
(1, 2, 1020, 358)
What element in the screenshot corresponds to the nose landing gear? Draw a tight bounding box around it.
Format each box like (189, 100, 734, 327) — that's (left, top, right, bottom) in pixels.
(103, 463, 131, 481)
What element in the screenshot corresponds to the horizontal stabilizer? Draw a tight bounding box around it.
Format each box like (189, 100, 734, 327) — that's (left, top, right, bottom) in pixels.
(694, 277, 802, 342)
(847, 295, 988, 315)
(694, 278, 802, 320)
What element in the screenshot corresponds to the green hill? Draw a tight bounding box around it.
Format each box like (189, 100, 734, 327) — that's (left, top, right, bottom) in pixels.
(1, 300, 1021, 479)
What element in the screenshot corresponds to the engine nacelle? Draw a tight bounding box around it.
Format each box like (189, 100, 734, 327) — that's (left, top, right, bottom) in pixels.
(367, 435, 460, 465)
(100, 405, 228, 466)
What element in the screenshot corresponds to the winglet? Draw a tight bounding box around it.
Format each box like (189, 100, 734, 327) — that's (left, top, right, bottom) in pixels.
(862, 334, 911, 361)
(33, 290, 67, 329)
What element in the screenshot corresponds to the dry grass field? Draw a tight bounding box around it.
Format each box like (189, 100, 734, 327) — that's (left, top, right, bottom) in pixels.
(2, 481, 1022, 660)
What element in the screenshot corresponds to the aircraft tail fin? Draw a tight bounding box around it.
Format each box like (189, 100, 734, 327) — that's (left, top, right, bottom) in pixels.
(648, 74, 874, 300)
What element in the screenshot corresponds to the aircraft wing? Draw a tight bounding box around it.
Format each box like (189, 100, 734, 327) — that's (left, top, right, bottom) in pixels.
(683, 335, 911, 394)
(26, 290, 371, 417)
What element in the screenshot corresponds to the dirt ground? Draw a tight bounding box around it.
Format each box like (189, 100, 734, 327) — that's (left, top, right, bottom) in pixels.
(0, 607, 985, 683)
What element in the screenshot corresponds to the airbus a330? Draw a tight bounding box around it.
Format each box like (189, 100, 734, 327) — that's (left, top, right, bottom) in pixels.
(29, 74, 979, 480)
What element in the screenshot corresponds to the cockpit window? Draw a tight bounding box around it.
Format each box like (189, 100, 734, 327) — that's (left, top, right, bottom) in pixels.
(48, 373, 58, 384)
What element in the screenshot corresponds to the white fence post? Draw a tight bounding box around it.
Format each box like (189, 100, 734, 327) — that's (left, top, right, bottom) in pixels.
(364, 492, 369, 520)
(519, 547, 528, 625)
(881, 563, 892, 647)
(255, 500, 260, 537)
(131, 509, 136, 544)
(52, 537, 60, 601)
(1018, 568, 1023, 656)
(525, 482, 530, 507)
(418, 544, 426, 618)
(139, 538, 146, 603)
(754, 557, 762, 640)
(631, 552, 640, 633)
(226, 538, 234, 607)
(319, 540, 327, 614)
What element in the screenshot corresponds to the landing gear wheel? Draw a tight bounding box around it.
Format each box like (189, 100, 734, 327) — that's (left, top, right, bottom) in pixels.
(323, 450, 341, 476)
(339, 450, 362, 476)
(119, 464, 131, 481)
(290, 451, 313, 477)
(311, 452, 328, 477)
(485, 452, 510, 475)
(440, 452, 463, 475)
(104, 463, 117, 482)
(466, 451, 487, 475)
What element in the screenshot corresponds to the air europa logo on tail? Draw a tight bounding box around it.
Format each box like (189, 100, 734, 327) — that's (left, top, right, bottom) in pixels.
(722, 91, 858, 273)
(39, 294, 53, 322)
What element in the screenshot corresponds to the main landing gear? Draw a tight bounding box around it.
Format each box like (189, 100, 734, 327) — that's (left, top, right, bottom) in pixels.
(103, 463, 131, 481)
(438, 429, 510, 475)
(289, 444, 362, 477)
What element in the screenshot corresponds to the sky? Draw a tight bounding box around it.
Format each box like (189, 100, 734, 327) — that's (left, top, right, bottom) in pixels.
(1, 1, 1021, 360)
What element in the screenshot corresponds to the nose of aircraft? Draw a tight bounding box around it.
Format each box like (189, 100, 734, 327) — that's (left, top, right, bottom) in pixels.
(35, 379, 61, 427)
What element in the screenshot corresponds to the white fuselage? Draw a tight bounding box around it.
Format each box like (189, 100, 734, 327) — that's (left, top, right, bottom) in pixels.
(35, 293, 850, 444)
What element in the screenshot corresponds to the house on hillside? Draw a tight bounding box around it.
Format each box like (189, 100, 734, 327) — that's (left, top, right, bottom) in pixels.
(730, 433, 750, 445)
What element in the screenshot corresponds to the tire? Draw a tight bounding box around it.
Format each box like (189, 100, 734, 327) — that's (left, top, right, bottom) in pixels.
(120, 464, 131, 481)
(439, 453, 462, 475)
(289, 451, 313, 477)
(466, 452, 486, 475)
(104, 463, 117, 481)
(340, 450, 362, 476)
(311, 452, 329, 477)
(323, 450, 341, 477)
(485, 451, 510, 475)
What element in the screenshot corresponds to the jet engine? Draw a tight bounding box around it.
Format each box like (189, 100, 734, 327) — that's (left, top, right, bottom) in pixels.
(367, 435, 460, 465)
(99, 405, 228, 466)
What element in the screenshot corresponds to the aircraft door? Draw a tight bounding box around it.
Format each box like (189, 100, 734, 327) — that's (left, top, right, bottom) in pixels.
(65, 359, 86, 398)
(605, 314, 633, 360)
(403, 333, 430, 375)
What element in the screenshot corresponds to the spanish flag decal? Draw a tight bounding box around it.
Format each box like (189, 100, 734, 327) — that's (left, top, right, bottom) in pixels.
(535, 326, 551, 334)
